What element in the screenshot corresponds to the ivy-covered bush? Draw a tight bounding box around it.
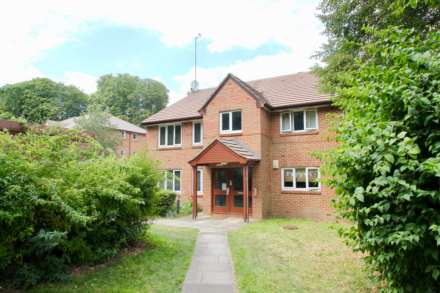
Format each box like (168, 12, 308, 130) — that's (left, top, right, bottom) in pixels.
(326, 28, 440, 291)
(0, 129, 161, 287)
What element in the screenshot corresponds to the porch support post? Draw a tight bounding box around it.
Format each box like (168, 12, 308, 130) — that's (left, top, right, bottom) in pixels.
(242, 164, 249, 223)
(192, 165, 198, 220)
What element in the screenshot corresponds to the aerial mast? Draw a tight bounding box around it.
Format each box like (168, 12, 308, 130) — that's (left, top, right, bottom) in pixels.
(191, 33, 202, 92)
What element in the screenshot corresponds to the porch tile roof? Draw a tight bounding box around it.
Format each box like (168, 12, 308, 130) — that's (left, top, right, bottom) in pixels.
(142, 72, 330, 125)
(218, 139, 260, 161)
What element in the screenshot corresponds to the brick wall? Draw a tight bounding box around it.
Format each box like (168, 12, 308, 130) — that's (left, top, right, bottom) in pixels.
(269, 106, 339, 220)
(116, 130, 148, 157)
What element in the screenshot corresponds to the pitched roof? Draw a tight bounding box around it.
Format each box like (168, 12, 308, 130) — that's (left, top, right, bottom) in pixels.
(51, 115, 147, 134)
(189, 138, 260, 166)
(142, 72, 330, 125)
(218, 139, 260, 161)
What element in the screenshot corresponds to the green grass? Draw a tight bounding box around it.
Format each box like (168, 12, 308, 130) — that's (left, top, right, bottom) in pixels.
(229, 218, 374, 293)
(32, 225, 198, 293)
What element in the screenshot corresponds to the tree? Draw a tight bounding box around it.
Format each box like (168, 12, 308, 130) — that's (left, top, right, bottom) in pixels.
(323, 27, 440, 292)
(0, 78, 88, 123)
(91, 74, 168, 125)
(74, 108, 122, 152)
(316, 0, 440, 90)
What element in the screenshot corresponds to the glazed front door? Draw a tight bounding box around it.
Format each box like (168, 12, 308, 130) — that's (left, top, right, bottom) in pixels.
(212, 168, 248, 214)
(212, 169, 230, 214)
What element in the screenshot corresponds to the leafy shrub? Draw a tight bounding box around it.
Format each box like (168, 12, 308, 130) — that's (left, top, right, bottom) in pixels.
(326, 28, 440, 292)
(179, 201, 193, 216)
(0, 129, 160, 287)
(154, 190, 177, 217)
(179, 201, 203, 216)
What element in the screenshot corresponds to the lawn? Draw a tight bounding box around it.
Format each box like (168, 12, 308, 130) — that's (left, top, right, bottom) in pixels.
(229, 218, 374, 293)
(31, 225, 198, 293)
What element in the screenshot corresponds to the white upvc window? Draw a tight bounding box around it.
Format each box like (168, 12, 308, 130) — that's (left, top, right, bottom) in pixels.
(192, 121, 203, 145)
(281, 167, 320, 191)
(121, 130, 127, 139)
(132, 133, 138, 140)
(158, 123, 182, 147)
(220, 111, 242, 134)
(280, 109, 318, 133)
(163, 169, 181, 193)
(196, 167, 203, 195)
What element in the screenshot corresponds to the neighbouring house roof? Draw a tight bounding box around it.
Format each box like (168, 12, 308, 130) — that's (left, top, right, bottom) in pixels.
(0, 119, 25, 134)
(142, 72, 330, 125)
(189, 138, 260, 166)
(49, 115, 147, 134)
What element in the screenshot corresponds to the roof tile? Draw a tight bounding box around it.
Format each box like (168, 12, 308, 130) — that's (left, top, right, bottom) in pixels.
(143, 72, 329, 125)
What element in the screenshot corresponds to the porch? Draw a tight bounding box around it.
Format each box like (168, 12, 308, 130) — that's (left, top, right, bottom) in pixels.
(189, 139, 260, 222)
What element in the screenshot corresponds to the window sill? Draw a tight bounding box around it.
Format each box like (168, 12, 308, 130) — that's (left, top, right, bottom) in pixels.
(158, 146, 182, 151)
(281, 190, 321, 195)
(280, 130, 319, 136)
(219, 132, 242, 137)
(192, 144, 204, 149)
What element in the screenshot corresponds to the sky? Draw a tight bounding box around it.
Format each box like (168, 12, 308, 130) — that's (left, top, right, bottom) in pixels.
(0, 0, 326, 104)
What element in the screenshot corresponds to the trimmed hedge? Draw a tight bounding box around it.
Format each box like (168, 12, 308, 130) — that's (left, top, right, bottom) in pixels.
(0, 129, 162, 287)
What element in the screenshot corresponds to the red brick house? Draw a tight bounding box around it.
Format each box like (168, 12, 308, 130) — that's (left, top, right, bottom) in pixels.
(142, 72, 338, 220)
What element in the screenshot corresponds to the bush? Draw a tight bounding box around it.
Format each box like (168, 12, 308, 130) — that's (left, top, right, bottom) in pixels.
(154, 190, 177, 217)
(326, 28, 440, 292)
(0, 129, 161, 287)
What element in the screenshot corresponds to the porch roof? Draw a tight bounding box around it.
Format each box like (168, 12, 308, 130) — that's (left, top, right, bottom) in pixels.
(189, 138, 260, 166)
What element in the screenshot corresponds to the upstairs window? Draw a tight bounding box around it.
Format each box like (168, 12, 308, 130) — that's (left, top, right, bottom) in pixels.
(163, 169, 181, 193)
(281, 167, 320, 191)
(280, 109, 318, 133)
(133, 133, 138, 140)
(193, 121, 203, 145)
(220, 111, 242, 133)
(121, 131, 127, 139)
(159, 123, 182, 147)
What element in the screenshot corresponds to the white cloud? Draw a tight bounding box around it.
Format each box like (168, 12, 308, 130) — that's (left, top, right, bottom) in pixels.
(0, 0, 325, 98)
(62, 72, 98, 94)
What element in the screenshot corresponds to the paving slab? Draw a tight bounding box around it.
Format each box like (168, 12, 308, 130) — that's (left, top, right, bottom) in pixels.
(155, 214, 248, 293)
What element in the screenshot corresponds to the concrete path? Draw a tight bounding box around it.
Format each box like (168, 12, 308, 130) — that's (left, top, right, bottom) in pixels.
(155, 215, 246, 293)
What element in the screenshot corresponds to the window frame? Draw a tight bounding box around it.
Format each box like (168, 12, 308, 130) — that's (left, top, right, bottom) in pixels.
(158, 122, 182, 148)
(163, 169, 181, 193)
(196, 167, 203, 195)
(121, 130, 127, 139)
(281, 167, 321, 191)
(192, 120, 203, 146)
(280, 109, 318, 133)
(132, 132, 138, 140)
(219, 110, 242, 134)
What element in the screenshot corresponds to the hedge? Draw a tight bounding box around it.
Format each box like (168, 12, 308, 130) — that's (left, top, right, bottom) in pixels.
(0, 129, 162, 287)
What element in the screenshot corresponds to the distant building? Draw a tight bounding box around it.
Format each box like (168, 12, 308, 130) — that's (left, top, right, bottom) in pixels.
(48, 115, 147, 157)
(0, 119, 25, 135)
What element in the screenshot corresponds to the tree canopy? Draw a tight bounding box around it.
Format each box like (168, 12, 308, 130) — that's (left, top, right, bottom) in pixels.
(92, 74, 168, 125)
(317, 0, 440, 291)
(75, 108, 122, 152)
(0, 78, 88, 123)
(316, 0, 440, 90)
